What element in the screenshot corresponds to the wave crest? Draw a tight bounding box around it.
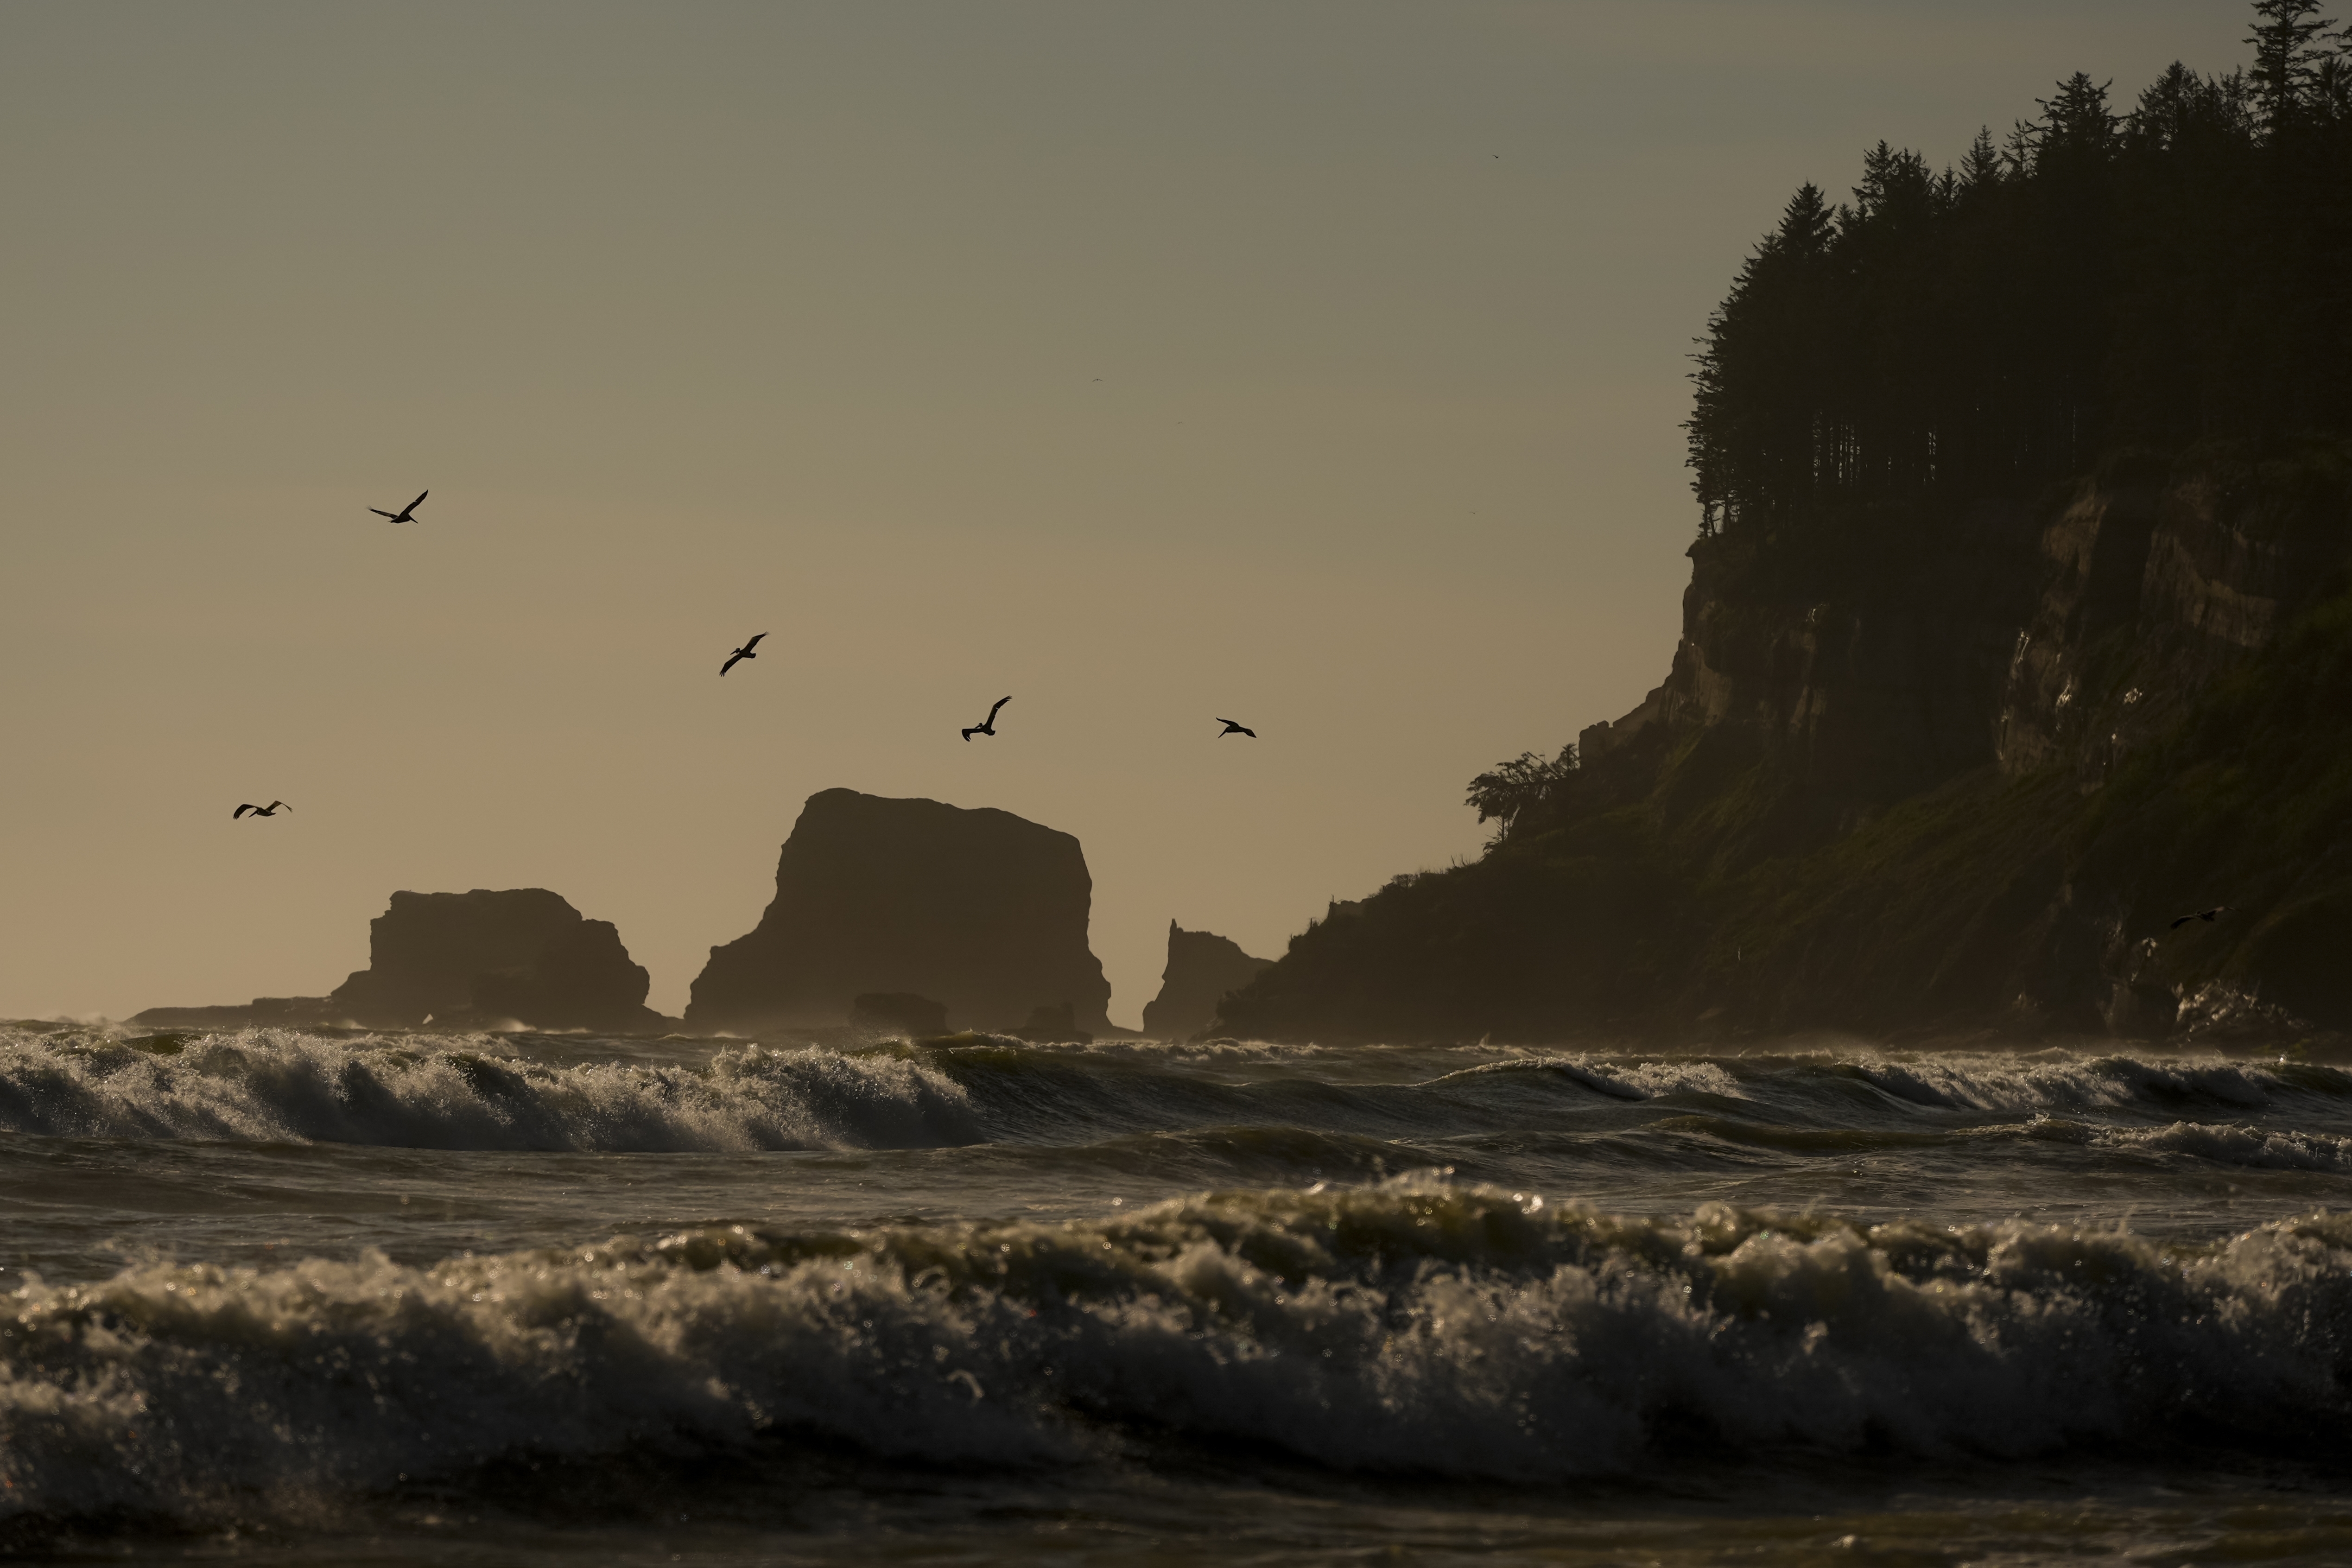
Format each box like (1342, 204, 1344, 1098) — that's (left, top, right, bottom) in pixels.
(0, 1030, 978, 1151)
(8, 1187, 2352, 1524)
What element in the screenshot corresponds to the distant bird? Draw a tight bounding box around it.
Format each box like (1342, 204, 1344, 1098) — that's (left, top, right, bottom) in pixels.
(1216, 718, 1256, 737)
(368, 490, 428, 524)
(962, 696, 1010, 741)
(720, 633, 766, 676)
(233, 800, 291, 819)
(2169, 906, 2231, 930)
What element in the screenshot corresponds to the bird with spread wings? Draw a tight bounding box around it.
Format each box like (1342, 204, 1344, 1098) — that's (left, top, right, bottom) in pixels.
(368, 490, 428, 524)
(962, 696, 1010, 741)
(721, 633, 767, 676)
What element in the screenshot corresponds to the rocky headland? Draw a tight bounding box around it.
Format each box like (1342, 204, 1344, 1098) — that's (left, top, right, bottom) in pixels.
(134, 889, 673, 1034)
(684, 788, 1116, 1036)
(1141, 921, 1274, 1041)
(1216, 447, 2352, 1046)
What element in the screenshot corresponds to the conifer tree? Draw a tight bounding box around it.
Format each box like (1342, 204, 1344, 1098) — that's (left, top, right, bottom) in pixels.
(2247, 0, 2338, 129)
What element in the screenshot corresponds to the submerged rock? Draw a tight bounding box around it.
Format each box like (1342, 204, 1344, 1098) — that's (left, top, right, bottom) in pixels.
(1141, 921, 1274, 1041)
(133, 889, 673, 1035)
(685, 788, 1115, 1035)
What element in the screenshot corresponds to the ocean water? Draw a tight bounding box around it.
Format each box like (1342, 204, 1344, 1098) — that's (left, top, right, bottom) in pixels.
(7, 1023, 2352, 1563)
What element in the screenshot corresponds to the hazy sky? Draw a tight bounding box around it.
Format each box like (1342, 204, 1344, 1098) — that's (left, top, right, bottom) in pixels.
(2, 1, 2250, 1025)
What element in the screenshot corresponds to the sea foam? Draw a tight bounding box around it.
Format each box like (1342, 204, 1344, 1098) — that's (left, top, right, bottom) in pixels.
(7, 1183, 2352, 1528)
(0, 1029, 978, 1151)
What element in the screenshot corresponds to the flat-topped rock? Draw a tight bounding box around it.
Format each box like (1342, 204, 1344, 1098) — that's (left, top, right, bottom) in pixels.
(133, 889, 672, 1035)
(685, 788, 1115, 1035)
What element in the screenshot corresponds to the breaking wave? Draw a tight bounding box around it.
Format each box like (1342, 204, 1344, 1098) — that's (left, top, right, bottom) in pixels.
(0, 1029, 981, 1152)
(7, 1183, 2352, 1529)
(7, 1028, 2352, 1163)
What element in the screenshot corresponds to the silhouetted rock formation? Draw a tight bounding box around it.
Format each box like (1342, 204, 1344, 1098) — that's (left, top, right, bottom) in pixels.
(851, 992, 949, 1037)
(685, 788, 1115, 1035)
(1141, 921, 1274, 1040)
(1217, 446, 2352, 1044)
(133, 889, 673, 1034)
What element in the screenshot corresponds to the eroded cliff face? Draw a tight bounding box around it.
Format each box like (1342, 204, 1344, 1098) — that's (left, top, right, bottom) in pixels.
(1997, 463, 2349, 784)
(1580, 498, 2044, 850)
(685, 789, 1115, 1035)
(1218, 445, 2352, 1044)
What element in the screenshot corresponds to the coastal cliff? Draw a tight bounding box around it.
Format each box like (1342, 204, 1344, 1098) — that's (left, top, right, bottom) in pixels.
(1218, 44, 2352, 1047)
(684, 789, 1115, 1035)
(1217, 448, 2352, 1045)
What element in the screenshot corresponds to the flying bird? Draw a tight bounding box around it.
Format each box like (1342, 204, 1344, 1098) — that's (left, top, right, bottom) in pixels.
(233, 801, 291, 819)
(962, 696, 1010, 741)
(720, 633, 766, 676)
(1216, 718, 1256, 737)
(368, 490, 428, 524)
(2169, 906, 2231, 930)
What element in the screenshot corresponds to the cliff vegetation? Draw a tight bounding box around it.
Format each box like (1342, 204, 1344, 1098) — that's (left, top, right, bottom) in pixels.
(1220, 5, 2352, 1046)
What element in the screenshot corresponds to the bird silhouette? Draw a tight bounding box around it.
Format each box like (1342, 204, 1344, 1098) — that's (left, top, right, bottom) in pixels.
(962, 696, 1010, 741)
(720, 633, 766, 676)
(2169, 906, 2231, 930)
(368, 490, 428, 524)
(1216, 718, 1256, 737)
(233, 801, 291, 819)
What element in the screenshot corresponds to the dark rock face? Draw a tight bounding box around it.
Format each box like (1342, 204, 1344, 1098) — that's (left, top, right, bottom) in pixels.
(851, 992, 949, 1037)
(1218, 447, 2352, 1044)
(685, 789, 1115, 1035)
(133, 889, 672, 1034)
(1142, 922, 1273, 1041)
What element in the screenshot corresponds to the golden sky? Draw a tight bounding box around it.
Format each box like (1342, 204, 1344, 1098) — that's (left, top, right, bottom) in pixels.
(0, 1, 2247, 1024)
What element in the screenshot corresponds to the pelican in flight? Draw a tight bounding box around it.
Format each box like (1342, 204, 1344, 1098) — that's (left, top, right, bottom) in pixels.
(962, 696, 1010, 741)
(233, 801, 291, 819)
(1216, 718, 1256, 737)
(2169, 906, 2231, 930)
(721, 633, 766, 676)
(369, 490, 428, 524)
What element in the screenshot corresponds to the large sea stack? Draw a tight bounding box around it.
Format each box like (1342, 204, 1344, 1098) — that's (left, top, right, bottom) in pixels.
(685, 789, 1115, 1035)
(1141, 921, 1274, 1041)
(133, 888, 672, 1034)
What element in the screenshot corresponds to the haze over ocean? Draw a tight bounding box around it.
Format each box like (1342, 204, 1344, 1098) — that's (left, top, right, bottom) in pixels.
(0, 0, 2242, 1025)
(14, 4, 2352, 1564)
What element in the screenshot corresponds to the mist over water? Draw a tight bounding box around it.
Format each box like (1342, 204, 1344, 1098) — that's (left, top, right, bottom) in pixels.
(8, 1023, 2352, 1562)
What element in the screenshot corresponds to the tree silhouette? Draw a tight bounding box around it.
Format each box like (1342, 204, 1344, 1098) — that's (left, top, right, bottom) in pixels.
(1466, 746, 1578, 841)
(1682, 0, 2350, 538)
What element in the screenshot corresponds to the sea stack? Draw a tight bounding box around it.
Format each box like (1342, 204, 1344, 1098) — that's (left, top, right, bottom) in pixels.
(132, 888, 672, 1034)
(685, 788, 1115, 1035)
(1142, 921, 1275, 1040)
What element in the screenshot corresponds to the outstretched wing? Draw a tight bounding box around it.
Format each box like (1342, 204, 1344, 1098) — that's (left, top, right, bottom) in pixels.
(406, 490, 429, 513)
(988, 695, 1011, 722)
(273, 801, 291, 812)
(369, 509, 397, 519)
(960, 727, 977, 741)
(744, 633, 767, 652)
(234, 804, 255, 818)
(2169, 914, 2195, 929)
(721, 651, 744, 675)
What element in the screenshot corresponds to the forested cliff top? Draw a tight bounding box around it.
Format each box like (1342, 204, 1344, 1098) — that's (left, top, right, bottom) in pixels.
(1217, 4, 2352, 1048)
